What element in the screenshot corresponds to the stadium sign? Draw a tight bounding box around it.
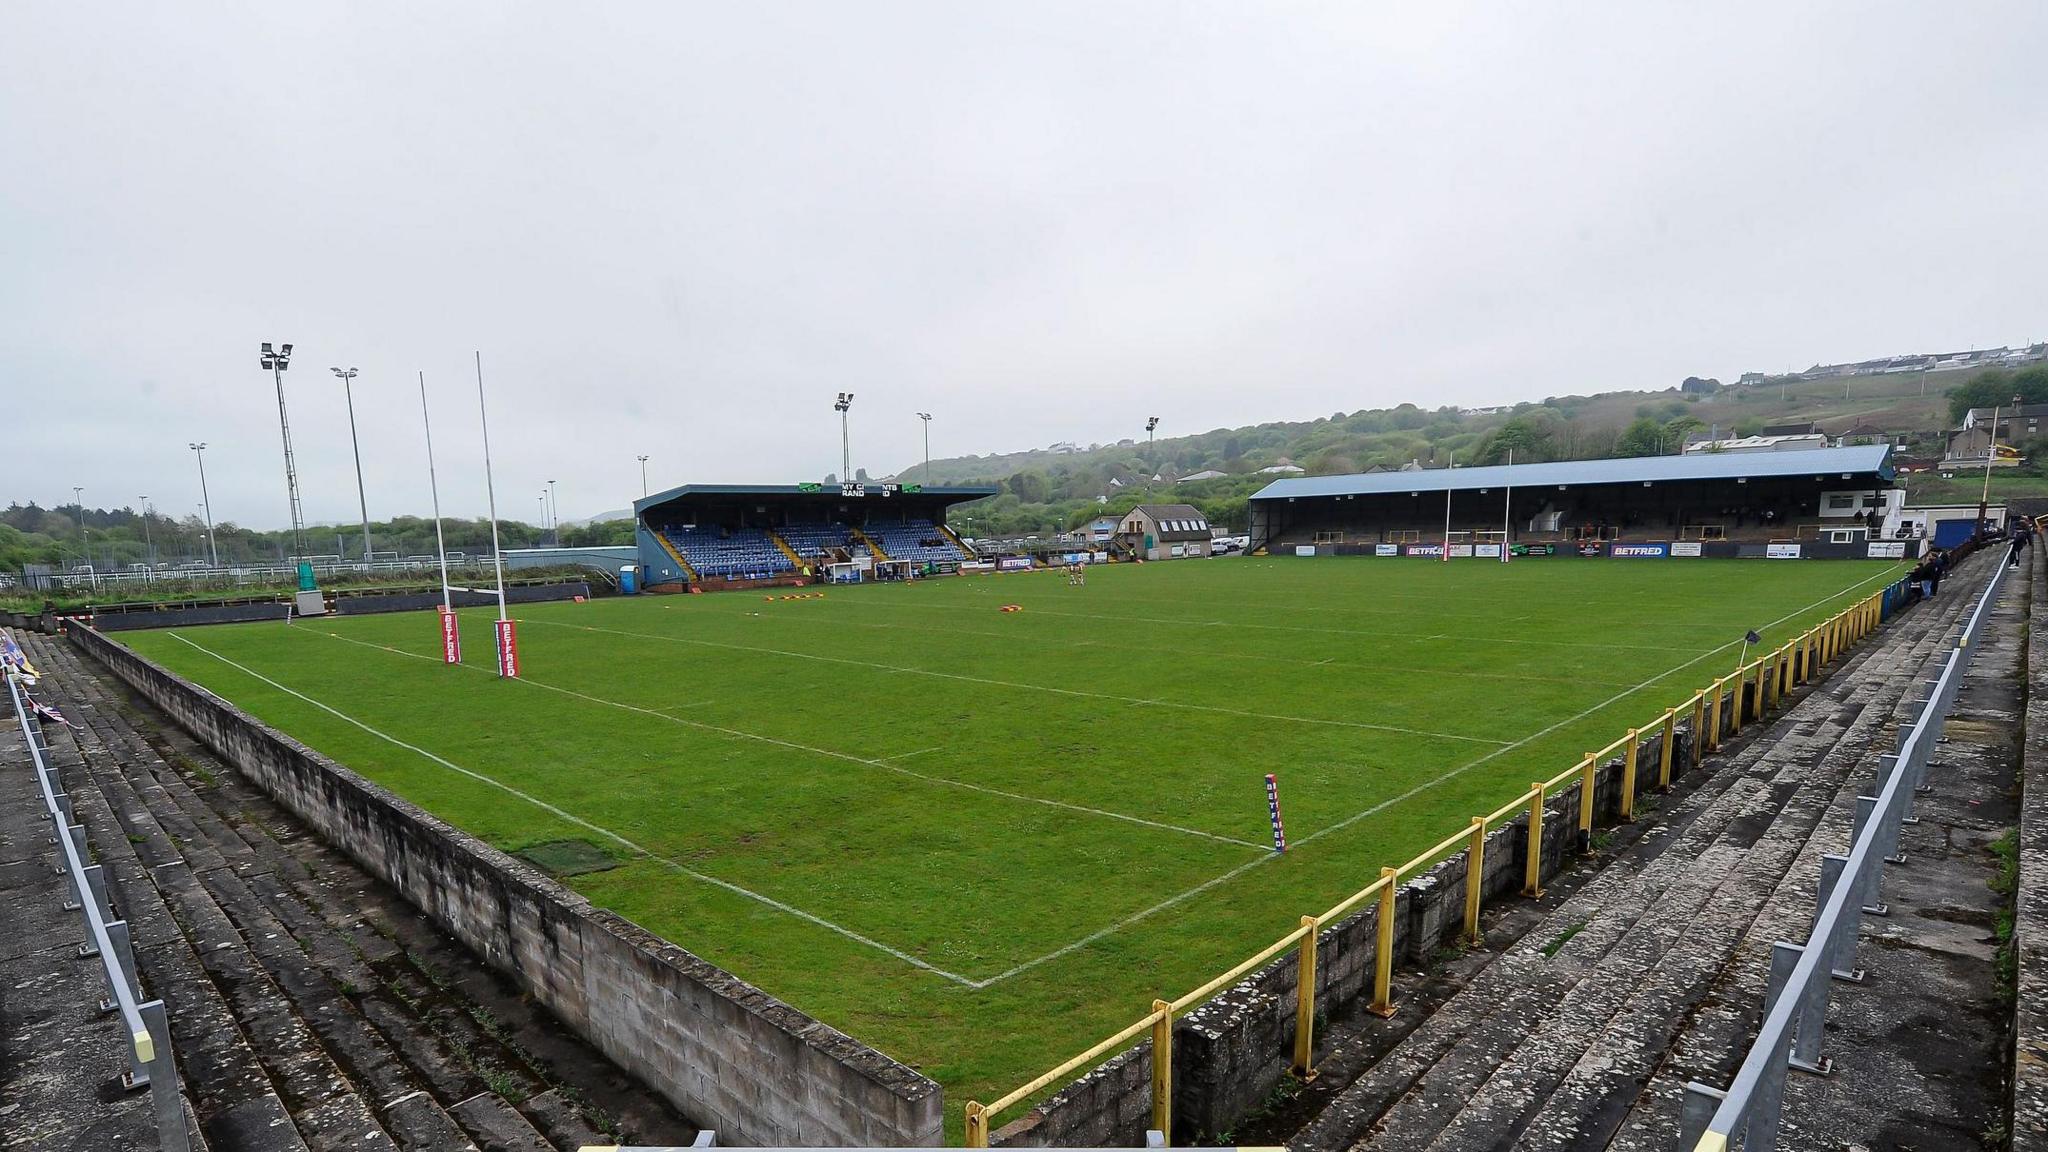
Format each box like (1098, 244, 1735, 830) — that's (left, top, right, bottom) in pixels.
(1449, 544, 1474, 558)
(797, 482, 823, 492)
(1671, 542, 1703, 557)
(1406, 543, 1444, 557)
(1375, 543, 1399, 557)
(1867, 541, 1906, 559)
(1510, 543, 1556, 557)
(1610, 543, 1669, 558)
(841, 482, 865, 497)
(1576, 542, 1605, 557)
(1475, 543, 1502, 558)
(1295, 545, 1317, 557)
(1767, 543, 1803, 559)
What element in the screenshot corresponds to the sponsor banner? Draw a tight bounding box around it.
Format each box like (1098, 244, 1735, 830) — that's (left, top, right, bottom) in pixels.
(1406, 543, 1445, 558)
(1867, 541, 1906, 559)
(1671, 542, 1703, 558)
(1295, 545, 1317, 557)
(438, 606, 462, 664)
(494, 618, 520, 678)
(1610, 543, 1670, 558)
(1577, 542, 1606, 557)
(1171, 544, 1186, 557)
(1375, 543, 1400, 557)
(959, 561, 996, 572)
(1449, 544, 1475, 558)
(998, 556, 1034, 571)
(1767, 543, 1803, 559)
(1475, 543, 1503, 558)
(1511, 543, 1557, 557)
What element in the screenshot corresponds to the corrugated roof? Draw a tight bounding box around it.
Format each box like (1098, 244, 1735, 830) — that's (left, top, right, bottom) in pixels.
(1249, 445, 1893, 502)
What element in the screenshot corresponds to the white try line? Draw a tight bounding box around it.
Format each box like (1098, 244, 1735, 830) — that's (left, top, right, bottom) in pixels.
(969, 563, 1908, 985)
(521, 619, 1511, 746)
(161, 631, 988, 987)
(301, 625, 1267, 852)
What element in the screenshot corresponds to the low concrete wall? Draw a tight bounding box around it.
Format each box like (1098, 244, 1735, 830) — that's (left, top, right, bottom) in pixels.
(331, 581, 591, 616)
(91, 602, 291, 630)
(71, 625, 943, 1147)
(997, 727, 1693, 1146)
(2013, 545, 2048, 1150)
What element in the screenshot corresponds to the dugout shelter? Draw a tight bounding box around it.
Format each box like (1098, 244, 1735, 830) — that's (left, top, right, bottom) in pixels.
(634, 482, 996, 590)
(1248, 445, 1921, 559)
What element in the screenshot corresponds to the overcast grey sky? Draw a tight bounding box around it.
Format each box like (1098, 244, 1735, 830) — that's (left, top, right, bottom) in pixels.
(4, 2, 2044, 527)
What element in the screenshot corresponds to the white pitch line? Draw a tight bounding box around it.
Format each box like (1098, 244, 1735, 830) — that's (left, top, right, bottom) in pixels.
(838, 596, 1694, 652)
(522, 619, 1510, 746)
(161, 631, 985, 987)
(303, 627, 1266, 852)
(970, 564, 1908, 985)
(722, 604, 1643, 689)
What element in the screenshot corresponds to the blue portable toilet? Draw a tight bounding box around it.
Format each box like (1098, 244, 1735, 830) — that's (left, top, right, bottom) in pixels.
(620, 565, 640, 595)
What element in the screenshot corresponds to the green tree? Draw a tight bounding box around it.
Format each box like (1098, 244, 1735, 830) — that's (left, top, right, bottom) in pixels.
(1946, 366, 2048, 424)
(1614, 417, 1671, 457)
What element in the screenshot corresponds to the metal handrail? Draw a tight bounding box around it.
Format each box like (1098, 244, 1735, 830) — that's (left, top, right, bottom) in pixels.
(7, 668, 190, 1151)
(1681, 560, 2005, 1150)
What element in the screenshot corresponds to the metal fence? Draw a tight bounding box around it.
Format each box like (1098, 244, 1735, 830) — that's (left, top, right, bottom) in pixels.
(966, 581, 1903, 1146)
(1679, 559, 2006, 1151)
(6, 670, 190, 1151)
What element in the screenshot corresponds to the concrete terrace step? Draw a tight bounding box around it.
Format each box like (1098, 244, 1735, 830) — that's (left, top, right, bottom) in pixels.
(1277, 566, 1988, 1152)
(1608, 561, 2023, 1152)
(27, 634, 671, 1152)
(29, 641, 397, 1152)
(26, 714, 309, 1152)
(0, 714, 158, 1152)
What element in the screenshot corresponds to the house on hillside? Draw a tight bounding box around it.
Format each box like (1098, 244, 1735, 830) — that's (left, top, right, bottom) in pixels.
(1117, 504, 1213, 560)
(1961, 404, 2048, 437)
(1177, 469, 1230, 482)
(1257, 463, 1306, 475)
(1759, 421, 1821, 437)
(1833, 422, 1893, 447)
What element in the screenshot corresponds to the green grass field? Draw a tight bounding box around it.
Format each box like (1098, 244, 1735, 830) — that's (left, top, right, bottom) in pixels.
(112, 557, 1902, 1132)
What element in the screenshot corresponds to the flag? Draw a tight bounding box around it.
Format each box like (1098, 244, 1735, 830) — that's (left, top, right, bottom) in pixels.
(0, 632, 39, 682)
(1744, 629, 1763, 645)
(26, 693, 76, 728)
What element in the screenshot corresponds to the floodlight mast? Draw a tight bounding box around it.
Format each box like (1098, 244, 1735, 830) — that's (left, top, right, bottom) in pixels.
(637, 455, 649, 497)
(189, 443, 218, 565)
(331, 367, 373, 563)
(835, 392, 855, 481)
(917, 412, 932, 486)
(260, 341, 307, 558)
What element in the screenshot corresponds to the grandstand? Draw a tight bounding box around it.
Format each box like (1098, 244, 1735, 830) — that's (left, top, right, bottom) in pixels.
(1248, 444, 1920, 558)
(633, 481, 996, 589)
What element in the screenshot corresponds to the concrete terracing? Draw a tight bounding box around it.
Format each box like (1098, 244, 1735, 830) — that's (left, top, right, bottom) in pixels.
(8, 633, 698, 1152)
(1264, 553, 2018, 1152)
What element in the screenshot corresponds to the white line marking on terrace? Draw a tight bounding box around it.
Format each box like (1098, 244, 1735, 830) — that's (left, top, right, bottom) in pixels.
(161, 631, 986, 988)
(522, 619, 1511, 746)
(304, 628, 1267, 851)
(969, 565, 1907, 985)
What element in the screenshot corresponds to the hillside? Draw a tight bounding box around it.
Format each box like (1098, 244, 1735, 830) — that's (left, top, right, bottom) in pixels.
(900, 366, 2005, 537)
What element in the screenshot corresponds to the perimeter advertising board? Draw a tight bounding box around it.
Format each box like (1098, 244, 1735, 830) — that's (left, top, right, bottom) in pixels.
(1610, 543, 1670, 558)
(1375, 544, 1400, 556)
(1406, 543, 1444, 558)
(1671, 542, 1703, 557)
(1867, 541, 1906, 559)
(1767, 543, 1803, 559)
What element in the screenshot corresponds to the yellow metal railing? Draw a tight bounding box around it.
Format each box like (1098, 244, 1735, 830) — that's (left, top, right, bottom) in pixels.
(963, 588, 1891, 1147)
